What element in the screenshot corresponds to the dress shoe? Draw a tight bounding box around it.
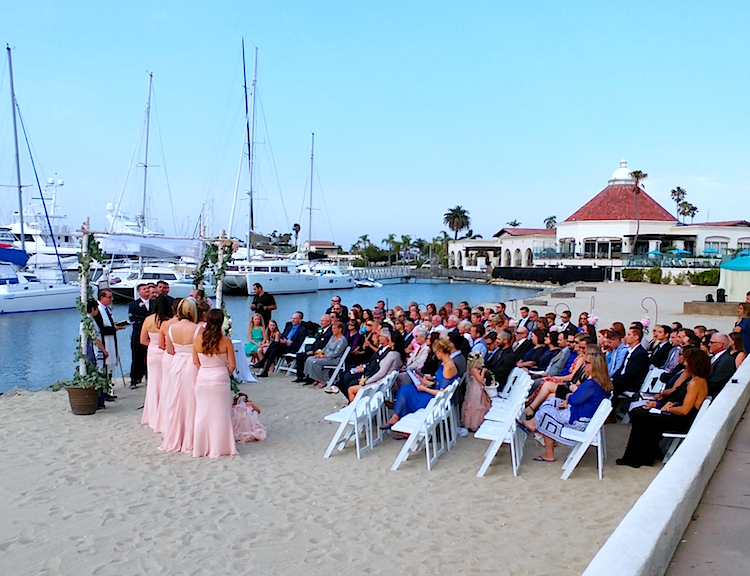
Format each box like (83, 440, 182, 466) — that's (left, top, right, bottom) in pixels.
(302, 378, 315, 385)
(292, 377, 305, 383)
(615, 458, 640, 468)
(104, 394, 117, 402)
(130, 383, 138, 389)
(258, 371, 268, 378)
(251, 361, 264, 369)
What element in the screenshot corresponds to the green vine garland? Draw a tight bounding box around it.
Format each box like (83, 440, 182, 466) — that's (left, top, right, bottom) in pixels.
(194, 239, 236, 336)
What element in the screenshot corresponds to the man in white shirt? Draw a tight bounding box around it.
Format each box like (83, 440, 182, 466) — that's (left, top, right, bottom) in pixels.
(430, 314, 447, 333)
(97, 288, 125, 400)
(517, 307, 530, 330)
(470, 323, 488, 358)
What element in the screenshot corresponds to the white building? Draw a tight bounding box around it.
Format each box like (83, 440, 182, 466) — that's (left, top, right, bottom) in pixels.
(449, 160, 750, 277)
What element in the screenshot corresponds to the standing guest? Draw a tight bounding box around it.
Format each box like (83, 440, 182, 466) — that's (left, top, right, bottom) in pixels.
(188, 287, 206, 304)
(520, 350, 612, 462)
(140, 295, 173, 432)
(325, 295, 348, 321)
(294, 314, 332, 383)
(733, 302, 750, 354)
(96, 288, 123, 399)
(156, 280, 174, 307)
(192, 309, 238, 458)
(729, 333, 746, 368)
(617, 348, 709, 468)
(256, 312, 307, 377)
(160, 299, 201, 454)
(707, 334, 736, 397)
(244, 313, 266, 361)
(128, 283, 152, 389)
(461, 352, 491, 431)
(250, 282, 277, 328)
(307, 321, 347, 388)
(147, 282, 158, 301)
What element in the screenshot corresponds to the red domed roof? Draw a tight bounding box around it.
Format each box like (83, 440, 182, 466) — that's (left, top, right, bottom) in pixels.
(565, 185, 677, 223)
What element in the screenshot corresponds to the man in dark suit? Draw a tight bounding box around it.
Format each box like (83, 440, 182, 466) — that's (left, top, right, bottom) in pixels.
(512, 326, 533, 359)
(257, 311, 307, 377)
(325, 295, 348, 323)
(649, 324, 673, 368)
(295, 314, 333, 383)
(402, 320, 415, 351)
(558, 310, 578, 337)
(707, 334, 736, 397)
(612, 328, 650, 396)
(156, 280, 175, 308)
(335, 342, 389, 398)
(128, 283, 151, 389)
(485, 330, 518, 389)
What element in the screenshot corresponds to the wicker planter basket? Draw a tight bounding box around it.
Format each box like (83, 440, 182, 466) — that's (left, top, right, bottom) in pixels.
(66, 386, 99, 415)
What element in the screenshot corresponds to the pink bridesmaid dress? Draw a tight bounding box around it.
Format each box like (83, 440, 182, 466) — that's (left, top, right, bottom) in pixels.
(193, 352, 239, 458)
(156, 337, 174, 435)
(159, 325, 200, 453)
(141, 332, 163, 431)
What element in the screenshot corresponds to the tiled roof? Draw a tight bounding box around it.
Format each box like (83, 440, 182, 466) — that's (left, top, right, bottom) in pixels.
(564, 184, 677, 223)
(310, 240, 337, 246)
(493, 227, 557, 238)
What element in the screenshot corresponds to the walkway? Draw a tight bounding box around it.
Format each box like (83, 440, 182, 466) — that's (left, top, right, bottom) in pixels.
(666, 404, 750, 574)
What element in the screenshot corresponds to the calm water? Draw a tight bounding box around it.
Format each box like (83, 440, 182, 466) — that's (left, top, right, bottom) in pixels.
(0, 279, 538, 392)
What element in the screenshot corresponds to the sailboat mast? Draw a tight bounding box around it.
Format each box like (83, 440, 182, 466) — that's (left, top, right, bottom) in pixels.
(141, 72, 153, 233)
(6, 45, 25, 252)
(243, 41, 258, 249)
(308, 132, 314, 258)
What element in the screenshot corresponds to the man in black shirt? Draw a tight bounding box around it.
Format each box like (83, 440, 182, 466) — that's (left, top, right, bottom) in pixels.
(251, 283, 277, 327)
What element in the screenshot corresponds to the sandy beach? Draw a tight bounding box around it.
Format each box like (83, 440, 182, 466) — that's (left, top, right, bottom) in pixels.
(0, 281, 734, 575)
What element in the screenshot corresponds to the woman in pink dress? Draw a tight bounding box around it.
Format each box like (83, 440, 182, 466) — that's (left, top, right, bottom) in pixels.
(140, 295, 173, 431)
(160, 299, 200, 453)
(192, 309, 238, 458)
(156, 298, 181, 435)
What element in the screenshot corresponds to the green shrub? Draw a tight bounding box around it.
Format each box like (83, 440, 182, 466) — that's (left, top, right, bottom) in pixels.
(660, 272, 673, 285)
(647, 267, 662, 284)
(673, 272, 688, 285)
(687, 269, 720, 286)
(622, 268, 645, 282)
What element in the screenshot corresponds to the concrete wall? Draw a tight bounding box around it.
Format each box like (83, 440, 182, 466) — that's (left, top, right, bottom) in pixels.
(582, 361, 750, 576)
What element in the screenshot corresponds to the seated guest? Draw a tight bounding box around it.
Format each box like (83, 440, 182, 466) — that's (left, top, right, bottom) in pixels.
(325, 295, 348, 322)
(649, 324, 673, 368)
(430, 314, 447, 333)
(305, 321, 347, 388)
(345, 318, 362, 353)
(707, 333, 736, 397)
(617, 348, 709, 468)
(516, 328, 548, 369)
(485, 330, 518, 389)
(245, 313, 266, 361)
(519, 350, 612, 462)
(660, 328, 683, 375)
(381, 338, 458, 435)
(535, 330, 560, 371)
(470, 323, 487, 358)
(513, 326, 533, 358)
(403, 327, 430, 373)
(403, 319, 416, 351)
(293, 314, 333, 383)
(348, 319, 379, 365)
(531, 331, 570, 381)
(605, 330, 628, 377)
(333, 334, 388, 399)
(578, 312, 596, 338)
(256, 312, 307, 377)
(420, 332, 443, 376)
(729, 333, 746, 369)
(611, 328, 650, 396)
(345, 328, 403, 402)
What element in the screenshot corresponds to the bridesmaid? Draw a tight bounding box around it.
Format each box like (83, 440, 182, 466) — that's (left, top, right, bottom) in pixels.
(139, 295, 173, 431)
(156, 298, 182, 435)
(160, 299, 201, 453)
(192, 309, 238, 458)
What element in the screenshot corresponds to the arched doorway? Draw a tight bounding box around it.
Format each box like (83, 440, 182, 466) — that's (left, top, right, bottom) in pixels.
(513, 249, 522, 267)
(524, 248, 533, 267)
(503, 249, 511, 267)
(456, 251, 463, 268)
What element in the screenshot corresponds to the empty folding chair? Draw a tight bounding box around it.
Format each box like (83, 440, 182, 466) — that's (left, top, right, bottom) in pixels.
(323, 386, 376, 459)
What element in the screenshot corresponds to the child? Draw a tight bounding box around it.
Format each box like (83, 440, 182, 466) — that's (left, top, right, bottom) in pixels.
(231, 393, 267, 442)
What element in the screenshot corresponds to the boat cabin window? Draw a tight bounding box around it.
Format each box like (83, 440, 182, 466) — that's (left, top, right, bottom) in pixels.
(253, 266, 270, 273)
(271, 266, 281, 272)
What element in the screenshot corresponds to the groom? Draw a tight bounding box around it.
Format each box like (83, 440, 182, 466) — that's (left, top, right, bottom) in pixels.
(128, 283, 151, 389)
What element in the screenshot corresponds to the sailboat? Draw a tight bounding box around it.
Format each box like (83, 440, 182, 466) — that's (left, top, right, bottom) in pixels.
(224, 43, 315, 295)
(1, 46, 78, 314)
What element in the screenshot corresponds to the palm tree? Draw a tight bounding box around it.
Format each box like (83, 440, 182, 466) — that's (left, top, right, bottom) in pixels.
(670, 187, 686, 221)
(383, 234, 397, 265)
(459, 229, 483, 239)
(679, 201, 699, 224)
(687, 203, 698, 224)
(506, 219, 521, 227)
(444, 206, 470, 240)
(630, 170, 648, 258)
(292, 223, 301, 247)
(544, 215, 557, 229)
(400, 234, 412, 261)
(413, 237, 427, 260)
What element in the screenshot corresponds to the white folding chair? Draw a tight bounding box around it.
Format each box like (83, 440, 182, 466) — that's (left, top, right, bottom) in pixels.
(475, 374, 532, 477)
(559, 398, 612, 480)
(323, 386, 376, 459)
(367, 371, 399, 447)
(322, 346, 350, 388)
(619, 367, 665, 423)
(662, 397, 712, 462)
(275, 336, 315, 375)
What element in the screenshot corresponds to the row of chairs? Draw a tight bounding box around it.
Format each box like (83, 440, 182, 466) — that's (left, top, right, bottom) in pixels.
(475, 368, 613, 480)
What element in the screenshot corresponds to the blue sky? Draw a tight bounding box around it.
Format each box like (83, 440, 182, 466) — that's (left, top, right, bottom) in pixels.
(2, 1, 749, 249)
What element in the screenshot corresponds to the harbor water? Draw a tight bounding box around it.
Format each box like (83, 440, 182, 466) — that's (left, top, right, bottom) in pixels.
(0, 279, 539, 392)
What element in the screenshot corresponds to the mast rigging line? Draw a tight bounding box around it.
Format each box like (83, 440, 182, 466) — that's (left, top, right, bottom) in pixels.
(110, 104, 148, 233)
(255, 87, 290, 234)
(16, 105, 66, 282)
(149, 84, 179, 236)
(314, 165, 336, 244)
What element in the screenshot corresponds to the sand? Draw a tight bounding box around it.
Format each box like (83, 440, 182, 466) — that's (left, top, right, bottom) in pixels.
(2, 281, 726, 576)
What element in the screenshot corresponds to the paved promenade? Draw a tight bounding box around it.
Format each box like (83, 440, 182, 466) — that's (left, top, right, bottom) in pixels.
(666, 403, 750, 574)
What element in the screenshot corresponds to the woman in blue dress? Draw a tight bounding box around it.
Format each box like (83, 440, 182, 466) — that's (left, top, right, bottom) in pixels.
(380, 338, 457, 431)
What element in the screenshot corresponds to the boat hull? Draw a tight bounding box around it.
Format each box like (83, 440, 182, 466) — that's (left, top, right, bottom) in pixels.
(245, 272, 317, 294)
(0, 283, 79, 314)
(110, 280, 214, 302)
(316, 275, 355, 290)
(222, 272, 247, 294)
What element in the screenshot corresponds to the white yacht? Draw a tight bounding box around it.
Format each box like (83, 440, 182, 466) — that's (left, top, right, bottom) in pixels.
(244, 260, 317, 294)
(222, 248, 267, 293)
(107, 265, 215, 301)
(297, 262, 355, 290)
(0, 262, 78, 314)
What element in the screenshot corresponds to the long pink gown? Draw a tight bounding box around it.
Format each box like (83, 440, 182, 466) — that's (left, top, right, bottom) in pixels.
(156, 335, 174, 435)
(193, 352, 238, 458)
(232, 399, 267, 442)
(141, 332, 163, 431)
(159, 325, 199, 453)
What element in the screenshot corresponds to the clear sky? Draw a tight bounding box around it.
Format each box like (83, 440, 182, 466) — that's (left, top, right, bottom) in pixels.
(2, 1, 749, 250)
